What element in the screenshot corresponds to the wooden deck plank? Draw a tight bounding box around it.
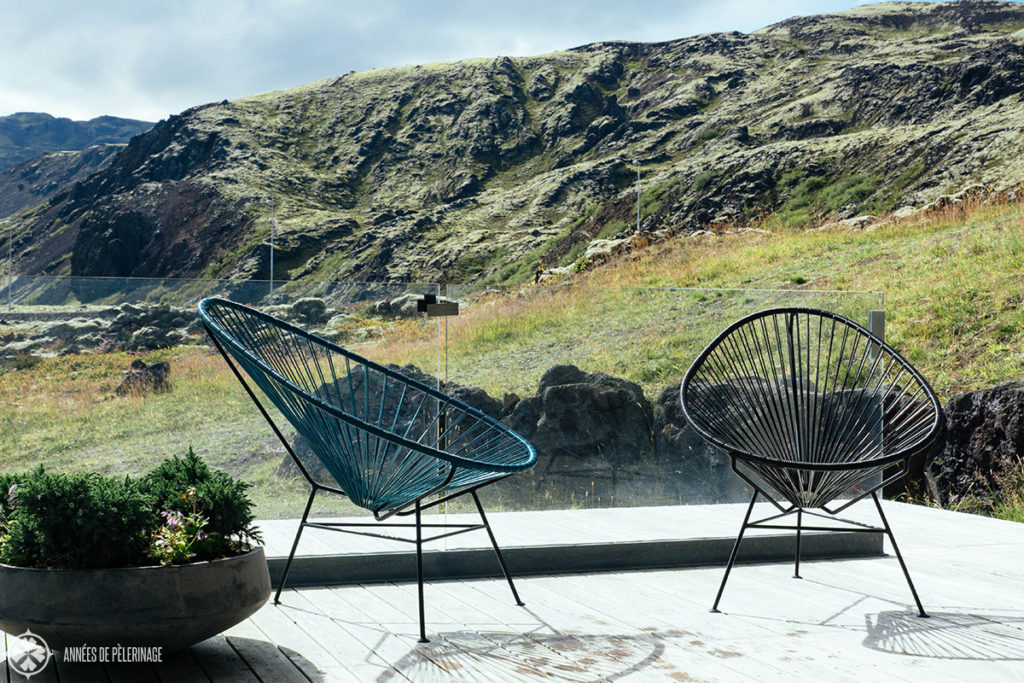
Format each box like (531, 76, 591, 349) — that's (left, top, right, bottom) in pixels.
(246, 596, 358, 681)
(0, 633, 10, 683)
(153, 648, 213, 683)
(384, 580, 604, 682)
(463, 573, 760, 682)
(788, 556, 1024, 680)
(643, 551, 1024, 682)
(330, 583, 421, 626)
(242, 506, 1024, 679)
(519, 573, 799, 682)
(290, 585, 447, 681)
(414, 579, 688, 682)
(266, 520, 348, 557)
(106, 662, 158, 682)
(589, 566, 908, 682)
(421, 577, 646, 681)
(189, 636, 258, 683)
(222, 619, 308, 683)
(52, 658, 108, 683)
(278, 589, 402, 682)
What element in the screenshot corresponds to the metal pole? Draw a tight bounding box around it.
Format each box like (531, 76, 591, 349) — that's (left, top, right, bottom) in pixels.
(632, 160, 640, 232)
(869, 309, 885, 342)
(2, 219, 11, 313)
(267, 198, 275, 305)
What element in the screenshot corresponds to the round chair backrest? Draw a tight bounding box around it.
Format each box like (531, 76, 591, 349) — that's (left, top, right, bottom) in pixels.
(680, 308, 941, 471)
(198, 297, 535, 516)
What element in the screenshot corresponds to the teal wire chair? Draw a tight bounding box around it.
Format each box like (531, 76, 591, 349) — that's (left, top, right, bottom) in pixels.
(198, 298, 537, 642)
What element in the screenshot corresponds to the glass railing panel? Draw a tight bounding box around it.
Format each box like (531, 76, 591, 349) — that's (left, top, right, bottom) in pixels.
(440, 283, 885, 512)
(0, 276, 441, 521)
(1, 274, 888, 524)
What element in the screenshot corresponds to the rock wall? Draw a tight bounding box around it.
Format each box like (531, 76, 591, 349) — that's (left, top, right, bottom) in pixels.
(926, 381, 1024, 506)
(277, 361, 1024, 509)
(279, 363, 752, 505)
(0, 302, 201, 357)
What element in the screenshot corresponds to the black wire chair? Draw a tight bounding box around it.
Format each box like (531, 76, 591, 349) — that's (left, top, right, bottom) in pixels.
(198, 298, 537, 642)
(680, 308, 941, 616)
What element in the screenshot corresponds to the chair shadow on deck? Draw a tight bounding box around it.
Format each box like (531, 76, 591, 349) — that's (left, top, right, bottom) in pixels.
(391, 629, 674, 682)
(864, 610, 1024, 660)
(273, 602, 681, 683)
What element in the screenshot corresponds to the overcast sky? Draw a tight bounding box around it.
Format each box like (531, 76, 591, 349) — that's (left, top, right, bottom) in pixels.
(2, 0, 932, 123)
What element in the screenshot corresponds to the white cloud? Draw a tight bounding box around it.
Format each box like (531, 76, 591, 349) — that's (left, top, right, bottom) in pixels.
(0, 0, 931, 121)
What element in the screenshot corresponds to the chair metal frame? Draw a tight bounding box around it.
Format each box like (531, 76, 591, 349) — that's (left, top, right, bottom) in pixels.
(680, 307, 942, 617)
(199, 297, 537, 642)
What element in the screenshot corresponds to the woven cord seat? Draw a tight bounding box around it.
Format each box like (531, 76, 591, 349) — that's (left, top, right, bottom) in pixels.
(199, 298, 536, 642)
(680, 308, 941, 616)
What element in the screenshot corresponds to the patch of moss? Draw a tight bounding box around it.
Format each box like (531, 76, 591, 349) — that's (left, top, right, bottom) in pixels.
(692, 170, 718, 192)
(597, 219, 628, 240)
(777, 169, 884, 226)
(450, 246, 509, 283)
(697, 127, 724, 143)
(559, 241, 589, 266)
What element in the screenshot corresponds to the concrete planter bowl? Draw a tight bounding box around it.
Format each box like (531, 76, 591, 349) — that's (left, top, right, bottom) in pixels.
(0, 547, 270, 652)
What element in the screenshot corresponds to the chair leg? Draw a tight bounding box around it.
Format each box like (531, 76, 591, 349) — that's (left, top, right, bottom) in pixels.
(275, 487, 317, 605)
(415, 500, 429, 643)
(472, 490, 524, 607)
(794, 507, 803, 579)
(871, 493, 928, 618)
(712, 491, 759, 613)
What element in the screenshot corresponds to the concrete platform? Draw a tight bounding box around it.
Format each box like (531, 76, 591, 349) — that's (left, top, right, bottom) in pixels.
(258, 501, 885, 586)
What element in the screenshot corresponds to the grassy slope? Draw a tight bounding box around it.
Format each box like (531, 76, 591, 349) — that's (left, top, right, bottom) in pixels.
(378, 198, 1024, 402)
(620, 201, 1024, 399)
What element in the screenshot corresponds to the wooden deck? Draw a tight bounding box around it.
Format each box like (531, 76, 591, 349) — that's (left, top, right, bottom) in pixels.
(4, 501, 1024, 681)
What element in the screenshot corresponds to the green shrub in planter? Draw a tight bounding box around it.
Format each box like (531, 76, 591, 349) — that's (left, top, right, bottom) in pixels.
(138, 447, 262, 560)
(0, 450, 262, 570)
(0, 469, 155, 569)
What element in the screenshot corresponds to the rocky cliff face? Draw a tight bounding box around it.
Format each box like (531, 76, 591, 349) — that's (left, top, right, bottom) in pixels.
(0, 144, 124, 219)
(0, 113, 152, 172)
(6, 1, 1024, 286)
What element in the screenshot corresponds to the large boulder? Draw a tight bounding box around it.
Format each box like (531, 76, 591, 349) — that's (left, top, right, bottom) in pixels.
(114, 359, 170, 396)
(512, 364, 654, 468)
(108, 303, 198, 350)
(275, 436, 340, 488)
(926, 381, 1024, 506)
(652, 383, 748, 502)
(449, 386, 504, 420)
(40, 318, 109, 340)
(289, 297, 329, 325)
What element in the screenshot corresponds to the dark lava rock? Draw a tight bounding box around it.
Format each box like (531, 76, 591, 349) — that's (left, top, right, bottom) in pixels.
(517, 364, 653, 467)
(449, 386, 504, 420)
(926, 381, 1024, 505)
(652, 382, 749, 501)
(290, 297, 328, 325)
(277, 364, 507, 482)
(115, 359, 170, 396)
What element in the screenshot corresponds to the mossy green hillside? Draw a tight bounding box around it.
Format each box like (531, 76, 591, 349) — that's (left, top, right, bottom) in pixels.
(10, 2, 1024, 286)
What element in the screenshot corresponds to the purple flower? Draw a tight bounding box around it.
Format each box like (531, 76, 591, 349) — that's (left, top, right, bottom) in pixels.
(7, 484, 17, 509)
(161, 510, 184, 527)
